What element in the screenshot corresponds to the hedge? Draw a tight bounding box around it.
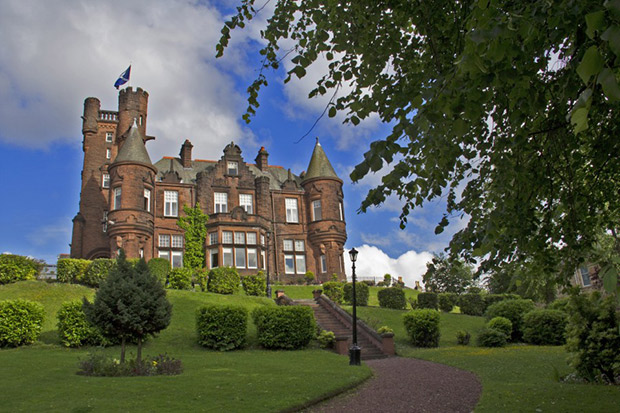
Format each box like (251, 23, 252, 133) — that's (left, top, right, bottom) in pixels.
(0, 299, 45, 347)
(417, 292, 438, 310)
(458, 293, 486, 316)
(168, 268, 193, 290)
(56, 300, 107, 347)
(522, 309, 568, 345)
(483, 293, 521, 309)
(378, 287, 407, 309)
(196, 305, 248, 351)
(322, 282, 344, 303)
(83, 259, 115, 288)
(438, 293, 457, 312)
(252, 306, 316, 350)
(57, 258, 91, 284)
(242, 273, 266, 296)
(343, 282, 369, 306)
(485, 299, 536, 341)
(207, 267, 240, 294)
(0, 254, 43, 285)
(147, 258, 170, 286)
(403, 309, 440, 347)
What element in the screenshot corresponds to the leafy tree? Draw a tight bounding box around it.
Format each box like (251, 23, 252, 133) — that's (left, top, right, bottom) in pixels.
(423, 253, 473, 294)
(176, 203, 208, 270)
(219, 1, 620, 281)
(485, 260, 558, 303)
(83, 250, 172, 364)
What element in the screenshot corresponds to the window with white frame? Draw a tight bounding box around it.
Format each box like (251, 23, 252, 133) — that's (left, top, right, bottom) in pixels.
(209, 232, 218, 245)
(295, 255, 306, 274)
(246, 232, 257, 245)
(144, 188, 151, 212)
(261, 250, 266, 270)
(283, 239, 294, 251)
(214, 192, 228, 213)
(102, 173, 110, 189)
(222, 247, 233, 266)
(210, 249, 219, 268)
(284, 255, 295, 274)
(239, 194, 253, 214)
(106, 132, 113, 142)
(294, 240, 305, 251)
(159, 234, 183, 268)
(283, 239, 306, 274)
(312, 200, 322, 221)
(106, 148, 112, 159)
(171, 235, 184, 248)
(164, 191, 178, 217)
(171, 251, 183, 268)
(235, 247, 246, 268)
(227, 161, 238, 175)
(579, 266, 591, 287)
(247, 248, 258, 269)
(113, 187, 121, 210)
(234, 232, 245, 245)
(339, 202, 344, 221)
(222, 231, 233, 244)
(320, 254, 327, 273)
(159, 235, 170, 247)
(285, 198, 299, 223)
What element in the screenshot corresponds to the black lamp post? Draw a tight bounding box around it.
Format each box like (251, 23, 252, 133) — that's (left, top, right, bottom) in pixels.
(349, 247, 361, 366)
(266, 231, 272, 298)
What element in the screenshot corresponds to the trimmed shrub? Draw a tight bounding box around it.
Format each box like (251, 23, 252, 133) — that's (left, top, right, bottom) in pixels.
(147, 258, 170, 286)
(193, 269, 208, 292)
(207, 267, 240, 294)
(547, 297, 570, 313)
(362, 279, 375, 286)
(456, 330, 471, 345)
(57, 258, 91, 284)
(57, 300, 106, 347)
(458, 293, 486, 316)
(241, 273, 266, 296)
(0, 299, 45, 347)
(403, 309, 440, 347)
(317, 330, 335, 348)
(83, 259, 115, 287)
(417, 292, 438, 309)
(487, 317, 513, 339)
(522, 309, 568, 345)
(196, 305, 248, 351)
(322, 282, 344, 304)
(438, 293, 457, 312)
(167, 268, 193, 290)
(0, 254, 43, 284)
(483, 293, 521, 309)
(377, 326, 394, 335)
(477, 328, 507, 347)
(485, 299, 535, 341)
(304, 271, 315, 285)
(378, 287, 407, 310)
(343, 282, 369, 306)
(252, 306, 316, 350)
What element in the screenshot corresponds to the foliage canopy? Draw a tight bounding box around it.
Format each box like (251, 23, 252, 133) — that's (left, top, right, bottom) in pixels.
(423, 253, 473, 293)
(176, 203, 208, 270)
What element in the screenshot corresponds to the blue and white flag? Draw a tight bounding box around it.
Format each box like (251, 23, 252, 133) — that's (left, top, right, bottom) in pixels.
(114, 65, 131, 89)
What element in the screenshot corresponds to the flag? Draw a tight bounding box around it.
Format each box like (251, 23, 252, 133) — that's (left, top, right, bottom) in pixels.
(114, 65, 131, 89)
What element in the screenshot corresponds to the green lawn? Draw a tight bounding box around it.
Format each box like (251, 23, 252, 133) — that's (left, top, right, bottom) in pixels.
(0, 281, 372, 412)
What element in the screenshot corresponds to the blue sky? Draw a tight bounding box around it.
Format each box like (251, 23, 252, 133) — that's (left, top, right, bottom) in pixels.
(0, 0, 467, 286)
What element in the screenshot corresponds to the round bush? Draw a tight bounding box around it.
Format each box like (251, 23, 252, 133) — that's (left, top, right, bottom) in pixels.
(207, 267, 240, 294)
(438, 293, 457, 312)
(147, 258, 170, 286)
(456, 330, 471, 345)
(485, 299, 535, 341)
(83, 259, 115, 287)
(168, 268, 193, 290)
(417, 292, 439, 309)
(522, 309, 568, 345)
(196, 304, 248, 351)
(322, 282, 344, 303)
(378, 287, 407, 309)
(0, 299, 45, 347)
(0, 254, 42, 284)
(487, 316, 513, 339)
(317, 330, 335, 348)
(57, 300, 107, 347)
(458, 293, 486, 316)
(241, 273, 266, 296)
(343, 282, 369, 306)
(403, 309, 440, 347)
(477, 328, 507, 347)
(252, 306, 316, 350)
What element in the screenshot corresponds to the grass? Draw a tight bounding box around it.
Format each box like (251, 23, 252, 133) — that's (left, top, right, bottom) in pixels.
(356, 306, 620, 412)
(0, 281, 372, 412)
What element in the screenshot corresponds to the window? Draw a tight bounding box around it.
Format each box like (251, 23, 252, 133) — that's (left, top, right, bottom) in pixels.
(159, 235, 170, 247)
(139, 248, 144, 258)
(239, 194, 253, 214)
(209, 232, 218, 245)
(247, 232, 257, 245)
(283, 239, 294, 251)
(158, 250, 170, 261)
(102, 173, 110, 189)
(113, 187, 121, 210)
(320, 255, 327, 273)
(285, 198, 299, 223)
(247, 248, 258, 269)
(106, 148, 112, 160)
(106, 132, 113, 142)
(164, 191, 178, 217)
(214, 192, 228, 213)
(171, 235, 184, 248)
(285, 255, 295, 274)
(339, 202, 344, 221)
(210, 249, 219, 268)
(234, 232, 245, 245)
(227, 161, 238, 175)
(222, 231, 233, 244)
(223, 248, 233, 266)
(579, 266, 591, 287)
(296, 255, 306, 274)
(235, 247, 246, 268)
(171, 251, 183, 268)
(144, 188, 151, 212)
(312, 200, 322, 221)
(283, 239, 306, 274)
(102, 211, 108, 233)
(294, 240, 305, 251)
(260, 234, 265, 246)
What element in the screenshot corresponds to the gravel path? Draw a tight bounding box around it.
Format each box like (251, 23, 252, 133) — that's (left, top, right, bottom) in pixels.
(302, 357, 482, 413)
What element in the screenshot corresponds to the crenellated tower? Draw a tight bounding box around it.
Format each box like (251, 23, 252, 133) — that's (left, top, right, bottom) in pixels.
(117, 87, 149, 147)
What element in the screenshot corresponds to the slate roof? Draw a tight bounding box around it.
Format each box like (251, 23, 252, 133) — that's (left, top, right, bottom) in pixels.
(303, 138, 339, 181)
(113, 120, 152, 165)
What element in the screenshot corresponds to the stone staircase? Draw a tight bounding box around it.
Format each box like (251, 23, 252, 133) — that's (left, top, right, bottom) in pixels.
(296, 297, 392, 360)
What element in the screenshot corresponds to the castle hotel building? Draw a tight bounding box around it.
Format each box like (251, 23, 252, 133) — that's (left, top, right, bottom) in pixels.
(70, 87, 347, 282)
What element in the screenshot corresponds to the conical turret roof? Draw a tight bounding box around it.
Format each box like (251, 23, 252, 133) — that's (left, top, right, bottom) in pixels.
(303, 138, 339, 181)
(113, 119, 152, 165)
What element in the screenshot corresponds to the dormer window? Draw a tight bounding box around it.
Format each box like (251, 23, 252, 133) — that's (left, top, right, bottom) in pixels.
(227, 161, 238, 175)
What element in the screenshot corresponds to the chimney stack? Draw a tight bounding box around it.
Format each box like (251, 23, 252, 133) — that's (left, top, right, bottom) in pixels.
(255, 146, 269, 171)
(180, 139, 193, 168)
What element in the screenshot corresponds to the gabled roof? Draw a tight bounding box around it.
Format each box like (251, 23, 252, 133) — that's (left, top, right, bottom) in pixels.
(303, 138, 338, 181)
(113, 120, 152, 165)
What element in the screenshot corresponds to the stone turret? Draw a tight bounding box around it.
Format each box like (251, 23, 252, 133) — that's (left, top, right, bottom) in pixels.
(117, 87, 149, 147)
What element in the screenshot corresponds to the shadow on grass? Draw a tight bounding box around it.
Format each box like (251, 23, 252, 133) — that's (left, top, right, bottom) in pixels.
(39, 330, 60, 345)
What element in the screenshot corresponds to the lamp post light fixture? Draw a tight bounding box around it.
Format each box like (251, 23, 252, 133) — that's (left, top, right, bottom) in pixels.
(348, 247, 361, 366)
(266, 231, 272, 298)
